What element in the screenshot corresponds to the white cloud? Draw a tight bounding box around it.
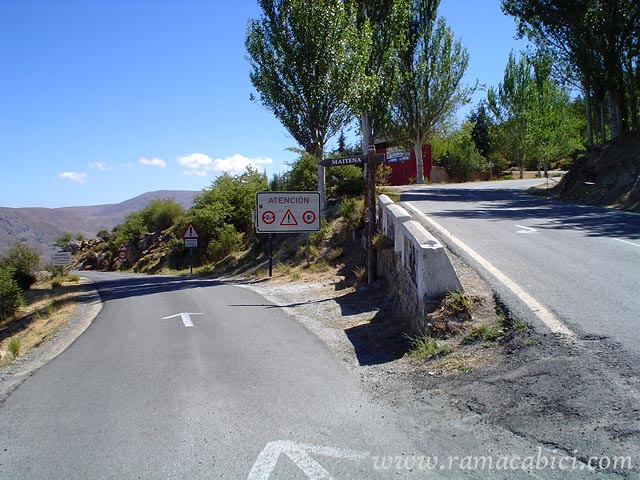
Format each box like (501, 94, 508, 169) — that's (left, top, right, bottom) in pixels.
(59, 172, 88, 184)
(177, 153, 272, 176)
(90, 162, 113, 171)
(139, 157, 167, 168)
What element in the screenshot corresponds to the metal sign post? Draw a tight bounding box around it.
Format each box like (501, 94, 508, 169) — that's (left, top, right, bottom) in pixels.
(255, 192, 322, 277)
(117, 242, 128, 271)
(182, 223, 199, 275)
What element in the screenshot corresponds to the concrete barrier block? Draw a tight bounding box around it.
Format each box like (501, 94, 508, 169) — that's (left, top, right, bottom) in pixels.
(377, 195, 394, 232)
(385, 204, 412, 253)
(402, 220, 463, 300)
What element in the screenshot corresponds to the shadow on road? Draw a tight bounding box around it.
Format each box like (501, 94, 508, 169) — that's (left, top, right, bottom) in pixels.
(401, 187, 640, 240)
(80, 273, 223, 303)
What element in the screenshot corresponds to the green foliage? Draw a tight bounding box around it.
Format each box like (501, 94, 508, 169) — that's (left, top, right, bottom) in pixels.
(501, 0, 638, 141)
(191, 167, 267, 242)
(328, 165, 364, 197)
(375, 163, 393, 186)
(407, 334, 452, 361)
(139, 198, 184, 234)
(468, 101, 492, 157)
(55, 232, 73, 247)
(112, 210, 145, 247)
(246, 0, 372, 210)
(463, 323, 504, 344)
(441, 122, 485, 181)
(309, 221, 330, 247)
(8, 337, 21, 358)
(0, 244, 40, 291)
(0, 266, 23, 320)
(285, 151, 318, 191)
(338, 197, 364, 230)
(390, 2, 475, 182)
(488, 50, 584, 176)
(206, 224, 244, 262)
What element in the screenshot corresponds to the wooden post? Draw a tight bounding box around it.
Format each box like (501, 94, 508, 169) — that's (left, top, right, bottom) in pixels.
(367, 144, 377, 285)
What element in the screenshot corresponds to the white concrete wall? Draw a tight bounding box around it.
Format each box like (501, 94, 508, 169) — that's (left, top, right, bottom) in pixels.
(377, 194, 394, 234)
(377, 194, 463, 306)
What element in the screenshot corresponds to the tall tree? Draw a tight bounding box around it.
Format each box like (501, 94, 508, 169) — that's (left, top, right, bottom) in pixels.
(501, 0, 639, 142)
(390, 0, 474, 183)
(468, 101, 492, 158)
(246, 0, 370, 217)
(488, 51, 583, 178)
(488, 52, 537, 179)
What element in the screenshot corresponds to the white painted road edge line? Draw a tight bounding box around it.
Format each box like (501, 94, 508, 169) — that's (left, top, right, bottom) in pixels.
(614, 238, 640, 248)
(403, 202, 575, 337)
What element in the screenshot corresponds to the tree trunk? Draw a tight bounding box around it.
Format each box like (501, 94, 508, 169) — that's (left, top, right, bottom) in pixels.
(584, 90, 594, 147)
(606, 89, 621, 140)
(413, 139, 424, 183)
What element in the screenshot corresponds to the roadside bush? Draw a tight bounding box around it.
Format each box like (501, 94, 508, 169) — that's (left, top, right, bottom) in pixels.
(338, 197, 364, 231)
(0, 244, 40, 290)
(207, 224, 244, 262)
(0, 266, 23, 320)
(139, 198, 185, 233)
(285, 151, 317, 191)
(327, 165, 364, 197)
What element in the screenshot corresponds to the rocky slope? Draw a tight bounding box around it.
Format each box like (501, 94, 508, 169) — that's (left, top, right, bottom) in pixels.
(556, 133, 640, 212)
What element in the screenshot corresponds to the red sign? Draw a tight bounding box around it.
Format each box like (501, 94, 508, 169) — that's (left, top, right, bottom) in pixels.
(182, 223, 199, 239)
(117, 242, 128, 252)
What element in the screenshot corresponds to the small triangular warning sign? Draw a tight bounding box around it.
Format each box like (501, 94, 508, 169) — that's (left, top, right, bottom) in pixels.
(280, 209, 299, 226)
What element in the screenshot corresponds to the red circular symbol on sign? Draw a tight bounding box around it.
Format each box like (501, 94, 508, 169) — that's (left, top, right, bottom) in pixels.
(302, 210, 316, 224)
(119, 252, 127, 260)
(262, 211, 276, 225)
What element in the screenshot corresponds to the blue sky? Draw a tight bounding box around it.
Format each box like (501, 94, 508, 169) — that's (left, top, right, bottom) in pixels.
(0, 0, 525, 208)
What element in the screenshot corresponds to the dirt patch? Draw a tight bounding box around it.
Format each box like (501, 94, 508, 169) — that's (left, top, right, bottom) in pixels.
(241, 244, 640, 477)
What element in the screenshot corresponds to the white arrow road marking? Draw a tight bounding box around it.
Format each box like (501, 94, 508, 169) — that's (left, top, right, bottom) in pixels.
(515, 224, 539, 234)
(248, 440, 369, 480)
(161, 313, 203, 327)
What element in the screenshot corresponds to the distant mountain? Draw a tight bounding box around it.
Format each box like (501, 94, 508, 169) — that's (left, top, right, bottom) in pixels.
(0, 190, 198, 256)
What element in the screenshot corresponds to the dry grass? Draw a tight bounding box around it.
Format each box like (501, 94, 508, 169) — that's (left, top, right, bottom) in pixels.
(0, 278, 83, 367)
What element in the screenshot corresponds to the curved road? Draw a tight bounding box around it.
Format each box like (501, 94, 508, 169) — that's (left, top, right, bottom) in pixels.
(402, 179, 640, 357)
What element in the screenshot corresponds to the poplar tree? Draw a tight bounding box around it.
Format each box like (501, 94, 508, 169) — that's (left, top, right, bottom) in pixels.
(246, 0, 370, 217)
(390, 0, 474, 183)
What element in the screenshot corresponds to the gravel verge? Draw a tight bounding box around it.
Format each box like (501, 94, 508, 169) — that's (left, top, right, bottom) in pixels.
(0, 283, 102, 405)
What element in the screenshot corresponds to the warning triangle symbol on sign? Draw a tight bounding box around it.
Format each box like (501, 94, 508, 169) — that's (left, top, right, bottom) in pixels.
(280, 209, 299, 226)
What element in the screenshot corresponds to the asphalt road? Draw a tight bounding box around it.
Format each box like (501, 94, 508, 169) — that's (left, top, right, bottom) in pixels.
(1, 267, 630, 478)
(402, 179, 640, 357)
(0, 273, 425, 479)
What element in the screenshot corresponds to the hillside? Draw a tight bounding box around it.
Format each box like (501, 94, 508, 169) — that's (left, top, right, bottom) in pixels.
(0, 190, 197, 256)
(556, 133, 640, 212)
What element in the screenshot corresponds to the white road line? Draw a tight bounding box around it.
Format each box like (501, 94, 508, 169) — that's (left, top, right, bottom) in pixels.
(403, 202, 574, 337)
(162, 312, 203, 327)
(248, 440, 369, 480)
(515, 225, 540, 234)
(614, 238, 640, 248)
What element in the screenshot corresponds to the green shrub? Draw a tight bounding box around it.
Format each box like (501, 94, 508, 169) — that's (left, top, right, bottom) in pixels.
(207, 224, 243, 262)
(309, 221, 329, 247)
(0, 244, 40, 291)
(338, 197, 363, 230)
(8, 337, 20, 358)
(140, 198, 184, 233)
(407, 334, 452, 361)
(0, 266, 23, 320)
(328, 165, 364, 197)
